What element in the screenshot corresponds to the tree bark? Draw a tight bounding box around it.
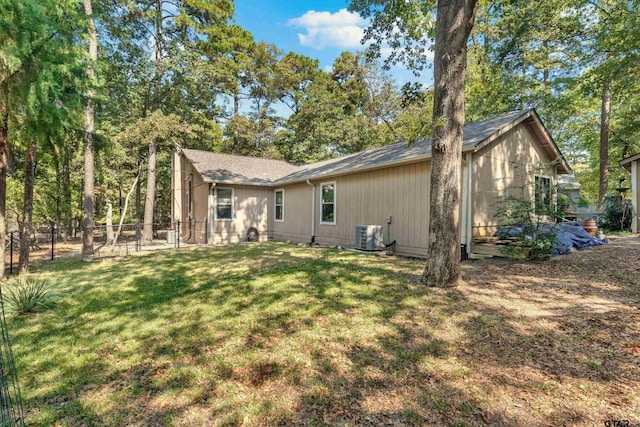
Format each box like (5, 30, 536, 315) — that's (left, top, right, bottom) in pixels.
(53, 147, 62, 229)
(140, 0, 163, 244)
(18, 139, 36, 274)
(105, 201, 114, 245)
(82, 0, 97, 256)
(63, 147, 72, 240)
(112, 164, 141, 250)
(0, 86, 8, 277)
(422, 0, 479, 287)
(598, 85, 611, 208)
(142, 141, 157, 243)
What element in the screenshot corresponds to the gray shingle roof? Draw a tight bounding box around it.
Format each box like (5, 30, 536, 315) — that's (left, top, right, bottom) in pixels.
(180, 109, 568, 186)
(275, 109, 531, 184)
(180, 149, 300, 185)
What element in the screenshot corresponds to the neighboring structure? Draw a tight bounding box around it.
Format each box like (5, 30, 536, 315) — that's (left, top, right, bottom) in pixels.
(620, 153, 640, 233)
(171, 108, 571, 257)
(557, 174, 583, 212)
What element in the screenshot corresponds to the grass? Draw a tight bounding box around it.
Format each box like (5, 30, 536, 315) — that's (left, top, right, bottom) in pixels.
(6, 240, 640, 426)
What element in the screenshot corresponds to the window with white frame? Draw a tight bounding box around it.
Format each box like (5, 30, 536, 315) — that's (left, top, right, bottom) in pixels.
(321, 182, 336, 224)
(274, 189, 284, 221)
(215, 187, 233, 220)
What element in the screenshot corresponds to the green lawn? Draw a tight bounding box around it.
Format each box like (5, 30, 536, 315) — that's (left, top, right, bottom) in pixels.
(14, 244, 445, 425)
(7, 241, 640, 426)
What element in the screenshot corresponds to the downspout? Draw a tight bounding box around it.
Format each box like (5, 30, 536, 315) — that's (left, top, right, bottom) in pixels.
(466, 152, 473, 256)
(306, 179, 315, 244)
(209, 183, 216, 244)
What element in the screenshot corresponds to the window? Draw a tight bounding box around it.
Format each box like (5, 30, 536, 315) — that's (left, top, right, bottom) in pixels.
(534, 176, 552, 214)
(274, 189, 284, 222)
(215, 187, 233, 221)
(320, 182, 336, 224)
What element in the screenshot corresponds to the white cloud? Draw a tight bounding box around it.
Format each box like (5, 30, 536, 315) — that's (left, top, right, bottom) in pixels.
(287, 9, 368, 49)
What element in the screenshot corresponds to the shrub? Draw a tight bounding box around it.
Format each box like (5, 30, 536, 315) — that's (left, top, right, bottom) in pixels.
(2, 276, 62, 315)
(599, 194, 633, 231)
(493, 163, 559, 260)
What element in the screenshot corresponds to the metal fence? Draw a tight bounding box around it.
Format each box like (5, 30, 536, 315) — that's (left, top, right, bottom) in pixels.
(4, 221, 215, 275)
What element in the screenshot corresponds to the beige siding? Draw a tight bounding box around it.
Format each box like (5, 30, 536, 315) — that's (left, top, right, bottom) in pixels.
(176, 155, 210, 243)
(301, 161, 432, 257)
(209, 185, 273, 244)
(174, 152, 273, 244)
(272, 183, 312, 242)
(270, 159, 473, 257)
(471, 123, 557, 237)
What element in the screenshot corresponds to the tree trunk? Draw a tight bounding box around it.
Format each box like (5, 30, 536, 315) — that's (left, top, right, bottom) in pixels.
(105, 201, 114, 245)
(142, 141, 157, 243)
(140, 0, 163, 244)
(598, 85, 611, 207)
(82, 0, 97, 256)
(18, 139, 36, 274)
(53, 147, 62, 230)
(63, 147, 72, 240)
(422, 0, 479, 288)
(112, 164, 141, 250)
(0, 87, 8, 277)
(136, 175, 141, 222)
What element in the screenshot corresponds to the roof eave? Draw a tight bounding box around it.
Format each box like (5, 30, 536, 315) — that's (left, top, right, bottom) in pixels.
(620, 152, 640, 171)
(527, 110, 572, 174)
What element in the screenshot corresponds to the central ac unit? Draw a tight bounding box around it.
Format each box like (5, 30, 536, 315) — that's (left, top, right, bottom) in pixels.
(355, 225, 383, 251)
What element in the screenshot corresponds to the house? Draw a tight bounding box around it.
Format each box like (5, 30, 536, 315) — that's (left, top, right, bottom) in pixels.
(620, 152, 640, 233)
(171, 108, 571, 257)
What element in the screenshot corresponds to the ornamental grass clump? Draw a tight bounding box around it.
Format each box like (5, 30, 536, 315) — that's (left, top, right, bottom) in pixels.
(2, 276, 62, 315)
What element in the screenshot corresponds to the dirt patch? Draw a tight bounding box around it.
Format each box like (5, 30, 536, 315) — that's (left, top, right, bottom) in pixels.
(457, 235, 640, 426)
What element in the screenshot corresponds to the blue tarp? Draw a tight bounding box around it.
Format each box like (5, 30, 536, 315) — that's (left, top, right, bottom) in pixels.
(495, 221, 608, 256)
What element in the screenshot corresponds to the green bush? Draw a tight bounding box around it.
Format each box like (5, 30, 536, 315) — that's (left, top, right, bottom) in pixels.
(2, 276, 62, 315)
(493, 164, 559, 261)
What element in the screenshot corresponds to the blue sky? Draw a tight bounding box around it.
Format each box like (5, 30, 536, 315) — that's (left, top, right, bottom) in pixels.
(233, 1, 434, 87)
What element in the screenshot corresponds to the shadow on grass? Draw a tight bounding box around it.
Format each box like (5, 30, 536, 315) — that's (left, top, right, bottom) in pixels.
(9, 240, 640, 425)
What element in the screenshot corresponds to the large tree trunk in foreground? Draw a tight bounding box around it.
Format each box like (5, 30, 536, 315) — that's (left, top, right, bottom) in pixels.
(142, 141, 157, 244)
(598, 85, 611, 208)
(18, 139, 36, 274)
(82, 0, 97, 256)
(422, 0, 479, 287)
(0, 89, 8, 277)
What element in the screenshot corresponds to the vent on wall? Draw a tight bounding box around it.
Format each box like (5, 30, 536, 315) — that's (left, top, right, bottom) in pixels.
(355, 225, 383, 251)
